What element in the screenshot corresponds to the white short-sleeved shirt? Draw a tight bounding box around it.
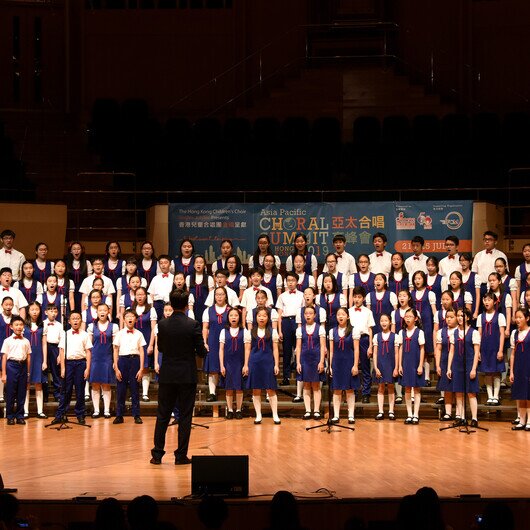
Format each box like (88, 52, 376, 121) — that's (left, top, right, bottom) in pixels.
(412, 289, 437, 307)
(368, 250, 393, 276)
(115, 275, 148, 292)
(404, 254, 429, 276)
(148, 273, 175, 302)
(14, 279, 44, 298)
(515, 263, 530, 282)
(241, 286, 274, 311)
(185, 274, 215, 291)
(433, 309, 446, 325)
(276, 290, 305, 317)
(328, 326, 361, 341)
(43, 319, 64, 344)
(59, 329, 92, 360)
(373, 331, 394, 347)
(246, 307, 279, 324)
(397, 327, 426, 346)
(57, 278, 76, 292)
(285, 254, 318, 273)
(228, 273, 248, 291)
(501, 275, 517, 292)
(472, 248, 509, 285)
(219, 328, 251, 343)
(317, 272, 348, 293)
(449, 328, 480, 346)
(204, 286, 240, 308)
(283, 273, 316, 291)
(106, 259, 126, 277)
(348, 272, 373, 290)
(365, 291, 398, 308)
(449, 289, 473, 306)
(134, 305, 157, 321)
(79, 274, 116, 296)
(202, 305, 230, 324)
(321, 293, 348, 310)
(0, 247, 25, 280)
(244, 328, 279, 343)
(296, 306, 327, 325)
(295, 323, 326, 339)
(438, 254, 462, 278)
(0, 287, 28, 315)
(114, 327, 146, 356)
(511, 328, 530, 348)
(263, 273, 283, 292)
(323, 251, 357, 275)
(87, 322, 119, 339)
(391, 308, 408, 326)
(435, 327, 458, 344)
(476, 312, 507, 329)
(491, 290, 513, 309)
(348, 305, 375, 335)
(1, 334, 31, 360)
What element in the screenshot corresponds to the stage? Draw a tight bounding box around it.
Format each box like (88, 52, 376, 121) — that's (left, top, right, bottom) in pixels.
(2, 416, 530, 515)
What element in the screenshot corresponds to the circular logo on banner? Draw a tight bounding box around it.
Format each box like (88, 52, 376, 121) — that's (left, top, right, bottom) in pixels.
(442, 211, 464, 230)
(283, 217, 296, 231)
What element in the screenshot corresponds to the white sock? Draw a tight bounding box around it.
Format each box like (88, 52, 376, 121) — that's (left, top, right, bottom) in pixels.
(252, 395, 262, 422)
(91, 389, 101, 414)
(405, 392, 412, 417)
(377, 391, 384, 413)
(413, 391, 421, 418)
(35, 389, 44, 414)
(313, 387, 322, 412)
(303, 387, 311, 413)
(333, 393, 341, 419)
(102, 389, 112, 414)
(296, 380, 304, 398)
(493, 376, 501, 399)
(0, 379, 4, 398)
(346, 392, 355, 419)
(388, 388, 395, 413)
(424, 361, 430, 380)
(142, 374, 150, 396)
(395, 382, 402, 398)
(208, 374, 218, 396)
(269, 393, 279, 422)
(236, 392, 243, 411)
(84, 381, 90, 397)
(226, 393, 233, 412)
(24, 389, 30, 414)
(485, 375, 493, 399)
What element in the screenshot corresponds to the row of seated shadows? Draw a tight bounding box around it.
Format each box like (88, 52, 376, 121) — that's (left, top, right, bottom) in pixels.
(85, 0, 232, 9)
(88, 99, 530, 191)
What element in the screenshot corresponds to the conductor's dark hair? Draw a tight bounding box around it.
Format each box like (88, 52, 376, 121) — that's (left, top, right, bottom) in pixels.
(170, 288, 189, 310)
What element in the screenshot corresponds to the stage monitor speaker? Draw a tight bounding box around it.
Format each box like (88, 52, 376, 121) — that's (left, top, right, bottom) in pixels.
(191, 455, 248, 497)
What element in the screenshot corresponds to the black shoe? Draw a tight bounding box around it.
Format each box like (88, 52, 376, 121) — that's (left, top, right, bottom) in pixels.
(77, 416, 86, 425)
(303, 412, 311, 420)
(92, 412, 100, 419)
(395, 396, 403, 404)
(361, 395, 370, 404)
(142, 395, 150, 402)
(7, 418, 15, 425)
(273, 419, 281, 425)
(292, 396, 303, 403)
(512, 423, 525, 431)
(175, 456, 191, 465)
(16, 418, 26, 425)
(470, 419, 479, 427)
(279, 379, 290, 386)
(50, 417, 63, 425)
(206, 394, 216, 402)
(150, 456, 162, 465)
(226, 411, 234, 420)
(440, 414, 452, 421)
(235, 411, 243, 420)
(84, 395, 90, 402)
(425, 379, 431, 387)
(435, 397, 445, 405)
(37, 412, 48, 419)
(134, 416, 143, 424)
(113, 416, 124, 424)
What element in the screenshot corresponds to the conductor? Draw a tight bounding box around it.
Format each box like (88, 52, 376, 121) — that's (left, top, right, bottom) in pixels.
(150, 289, 207, 465)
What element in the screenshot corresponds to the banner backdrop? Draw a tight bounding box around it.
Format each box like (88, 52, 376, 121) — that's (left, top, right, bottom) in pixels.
(168, 201, 473, 264)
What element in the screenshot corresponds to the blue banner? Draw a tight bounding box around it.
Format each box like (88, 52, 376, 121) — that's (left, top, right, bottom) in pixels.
(168, 201, 473, 264)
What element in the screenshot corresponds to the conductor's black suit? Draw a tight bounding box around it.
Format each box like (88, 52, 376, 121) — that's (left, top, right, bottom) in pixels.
(151, 310, 207, 463)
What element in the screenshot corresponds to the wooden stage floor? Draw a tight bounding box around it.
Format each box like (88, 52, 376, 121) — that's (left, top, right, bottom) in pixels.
(2, 416, 530, 501)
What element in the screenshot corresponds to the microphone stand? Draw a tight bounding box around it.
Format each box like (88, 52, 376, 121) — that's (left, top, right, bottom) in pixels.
(307, 296, 354, 434)
(45, 297, 91, 430)
(440, 314, 488, 434)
